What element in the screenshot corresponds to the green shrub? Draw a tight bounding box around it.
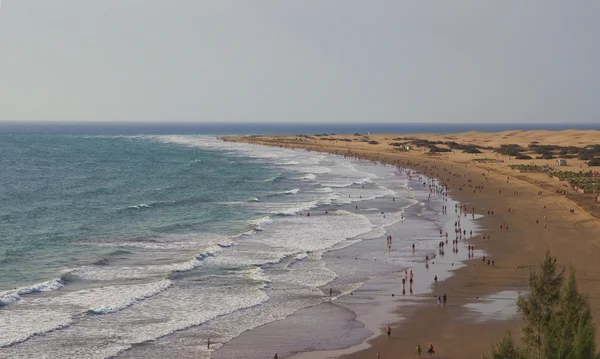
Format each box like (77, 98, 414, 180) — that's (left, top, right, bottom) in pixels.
(463, 147, 482, 154)
(515, 154, 532, 160)
(588, 158, 600, 167)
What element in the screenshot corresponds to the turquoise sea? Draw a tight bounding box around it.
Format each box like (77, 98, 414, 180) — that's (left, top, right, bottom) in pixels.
(3, 133, 452, 359)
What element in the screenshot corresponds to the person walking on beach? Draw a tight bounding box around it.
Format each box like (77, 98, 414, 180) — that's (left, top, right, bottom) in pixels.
(443, 293, 447, 306)
(386, 325, 391, 339)
(415, 344, 422, 358)
(428, 342, 435, 356)
(274, 353, 278, 359)
(437, 295, 441, 306)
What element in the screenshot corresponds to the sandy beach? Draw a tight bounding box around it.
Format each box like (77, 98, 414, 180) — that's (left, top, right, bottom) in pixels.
(223, 130, 600, 359)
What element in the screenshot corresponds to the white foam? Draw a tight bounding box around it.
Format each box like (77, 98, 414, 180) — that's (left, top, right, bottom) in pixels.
(125, 203, 153, 210)
(90, 285, 269, 358)
(248, 216, 273, 231)
(80, 233, 233, 252)
(242, 267, 271, 288)
(320, 181, 354, 188)
(294, 166, 332, 174)
(254, 211, 373, 254)
(263, 173, 282, 182)
(282, 188, 300, 195)
(276, 201, 319, 216)
(0, 309, 73, 348)
(334, 187, 397, 204)
(0, 282, 270, 358)
(315, 187, 333, 193)
(300, 173, 316, 181)
(0, 279, 64, 307)
(70, 280, 173, 315)
(273, 252, 337, 288)
(70, 256, 205, 281)
(247, 197, 260, 202)
(293, 252, 309, 261)
(205, 210, 374, 272)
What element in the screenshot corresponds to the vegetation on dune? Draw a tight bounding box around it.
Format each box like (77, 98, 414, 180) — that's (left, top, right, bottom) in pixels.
(568, 179, 600, 192)
(428, 146, 452, 153)
(462, 146, 482, 154)
(445, 141, 490, 151)
(588, 158, 600, 167)
(526, 143, 600, 161)
(509, 165, 545, 172)
(515, 154, 533, 160)
(581, 146, 600, 160)
(484, 251, 599, 359)
(322, 136, 600, 165)
(548, 171, 600, 180)
(528, 144, 562, 155)
(537, 153, 555, 160)
(472, 158, 497, 163)
(318, 137, 352, 142)
(495, 144, 527, 157)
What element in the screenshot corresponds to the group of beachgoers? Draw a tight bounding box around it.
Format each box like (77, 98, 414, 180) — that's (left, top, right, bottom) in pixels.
(377, 327, 436, 358)
(377, 343, 436, 358)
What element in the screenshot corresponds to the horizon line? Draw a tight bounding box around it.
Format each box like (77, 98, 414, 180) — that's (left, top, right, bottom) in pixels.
(0, 121, 597, 125)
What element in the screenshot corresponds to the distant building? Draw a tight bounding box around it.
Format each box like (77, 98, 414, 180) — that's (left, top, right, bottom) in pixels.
(557, 159, 567, 166)
(406, 145, 411, 151)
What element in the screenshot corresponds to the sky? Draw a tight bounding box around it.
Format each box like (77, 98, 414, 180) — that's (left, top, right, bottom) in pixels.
(0, 1, 599, 123)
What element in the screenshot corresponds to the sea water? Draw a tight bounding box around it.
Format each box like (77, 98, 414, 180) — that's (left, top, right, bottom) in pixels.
(1, 134, 446, 358)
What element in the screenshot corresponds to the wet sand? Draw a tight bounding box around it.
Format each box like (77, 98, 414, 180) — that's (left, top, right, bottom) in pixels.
(223, 132, 600, 359)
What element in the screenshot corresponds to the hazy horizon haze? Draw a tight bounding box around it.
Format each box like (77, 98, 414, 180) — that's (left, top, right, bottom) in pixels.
(0, 1, 599, 123)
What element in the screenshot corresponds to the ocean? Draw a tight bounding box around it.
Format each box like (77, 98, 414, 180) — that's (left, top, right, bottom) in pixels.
(1, 131, 475, 358)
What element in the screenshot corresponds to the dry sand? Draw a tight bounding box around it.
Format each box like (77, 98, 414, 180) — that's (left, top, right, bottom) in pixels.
(223, 130, 600, 359)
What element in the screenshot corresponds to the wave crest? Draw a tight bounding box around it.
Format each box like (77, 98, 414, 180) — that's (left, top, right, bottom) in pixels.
(0, 279, 65, 307)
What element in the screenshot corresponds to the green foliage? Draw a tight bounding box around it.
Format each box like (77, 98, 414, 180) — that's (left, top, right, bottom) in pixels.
(484, 330, 527, 359)
(515, 154, 533, 160)
(522, 143, 600, 160)
(517, 252, 564, 358)
(473, 158, 497, 163)
(540, 153, 555, 160)
(568, 179, 600, 192)
(509, 165, 544, 172)
(547, 270, 598, 359)
(549, 171, 592, 180)
(486, 251, 599, 359)
(529, 144, 561, 155)
(495, 144, 526, 156)
(463, 146, 482, 154)
(428, 146, 451, 153)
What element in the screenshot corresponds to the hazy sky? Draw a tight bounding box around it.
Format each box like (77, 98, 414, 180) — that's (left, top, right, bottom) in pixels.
(0, 1, 599, 123)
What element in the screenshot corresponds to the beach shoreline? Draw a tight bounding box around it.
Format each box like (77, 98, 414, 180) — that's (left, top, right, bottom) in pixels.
(223, 131, 600, 358)
(213, 159, 475, 359)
